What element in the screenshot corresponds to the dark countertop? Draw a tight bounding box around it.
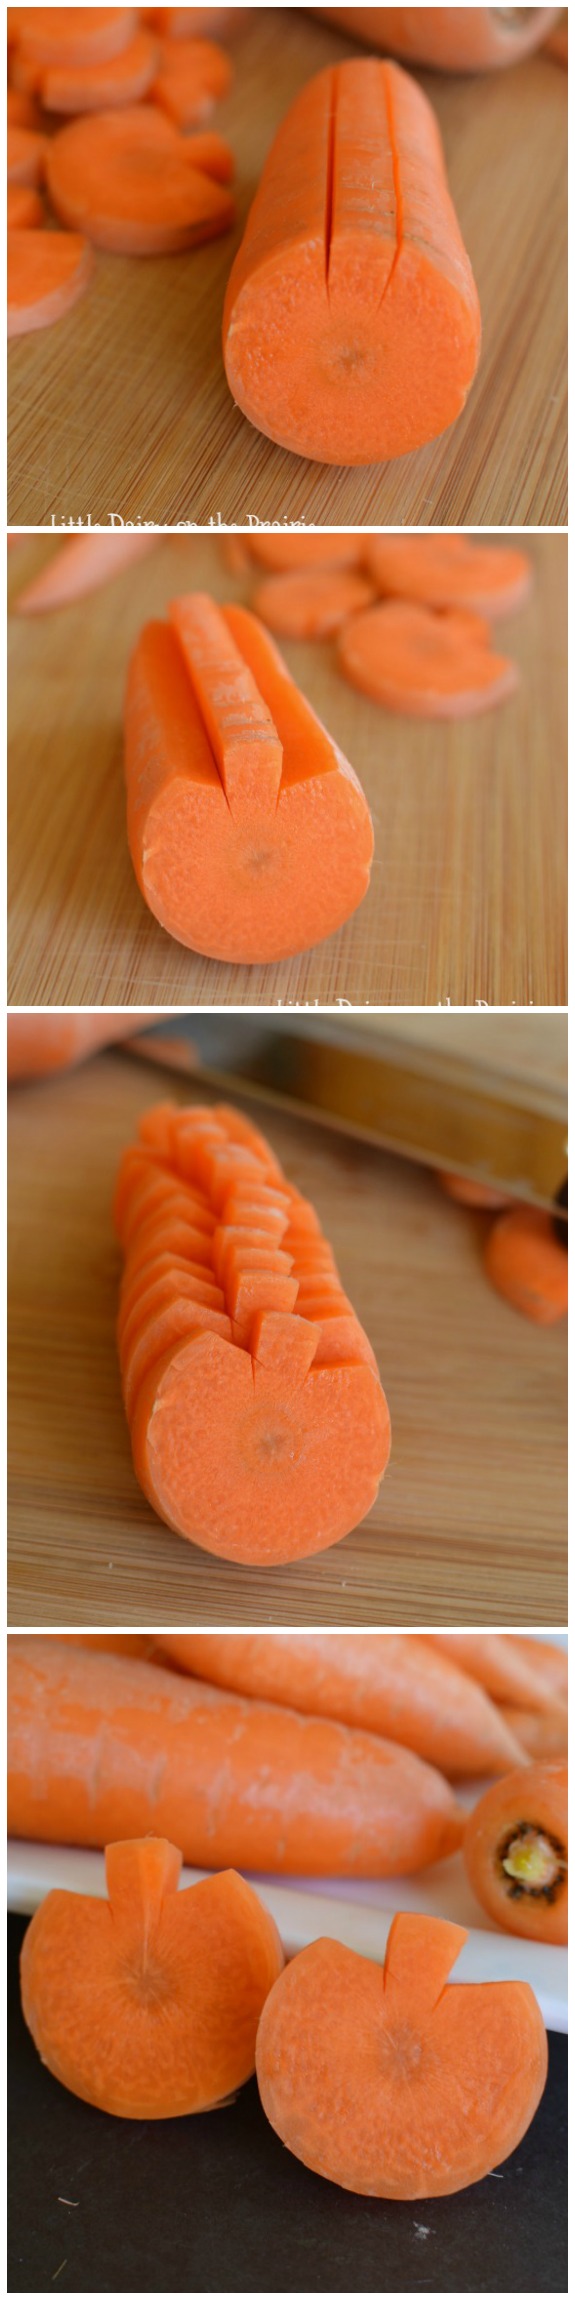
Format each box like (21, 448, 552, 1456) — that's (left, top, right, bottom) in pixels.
(9, 1915, 567, 2294)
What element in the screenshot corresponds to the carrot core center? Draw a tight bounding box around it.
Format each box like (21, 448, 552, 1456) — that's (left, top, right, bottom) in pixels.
(499, 1823, 566, 1899)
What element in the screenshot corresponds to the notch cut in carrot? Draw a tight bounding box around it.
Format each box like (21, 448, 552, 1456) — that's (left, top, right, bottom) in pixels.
(38, 29, 158, 111)
(8, 228, 93, 336)
(484, 1206, 568, 1325)
(252, 567, 376, 638)
(223, 58, 480, 464)
(338, 599, 517, 717)
(464, 1762, 568, 1944)
(256, 1911, 548, 2196)
(20, 1837, 285, 2117)
(115, 1100, 390, 1563)
(365, 536, 533, 620)
(309, 8, 562, 72)
(46, 106, 234, 253)
(150, 34, 232, 127)
(124, 593, 373, 960)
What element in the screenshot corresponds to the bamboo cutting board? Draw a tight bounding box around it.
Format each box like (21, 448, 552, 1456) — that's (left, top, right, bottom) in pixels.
(7, 10, 566, 528)
(7, 531, 567, 1007)
(8, 1045, 566, 1628)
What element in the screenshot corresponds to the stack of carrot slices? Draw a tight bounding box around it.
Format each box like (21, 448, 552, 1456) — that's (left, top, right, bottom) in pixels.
(7, 6, 236, 333)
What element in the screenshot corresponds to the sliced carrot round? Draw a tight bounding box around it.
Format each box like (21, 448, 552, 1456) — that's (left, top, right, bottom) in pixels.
(484, 1207, 568, 1324)
(40, 29, 158, 112)
(16, 9, 137, 67)
(8, 228, 93, 337)
(338, 599, 518, 718)
(252, 566, 376, 638)
(46, 105, 235, 252)
(7, 123, 46, 185)
(7, 182, 43, 228)
(365, 536, 533, 620)
(151, 34, 232, 128)
(464, 1763, 568, 1944)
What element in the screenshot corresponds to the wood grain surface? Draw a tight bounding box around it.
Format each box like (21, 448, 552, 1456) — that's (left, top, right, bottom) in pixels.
(8, 531, 567, 1007)
(7, 9, 567, 528)
(8, 1043, 566, 1629)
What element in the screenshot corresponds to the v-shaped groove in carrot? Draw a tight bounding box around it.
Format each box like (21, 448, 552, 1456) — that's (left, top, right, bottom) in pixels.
(328, 60, 397, 313)
(169, 592, 283, 822)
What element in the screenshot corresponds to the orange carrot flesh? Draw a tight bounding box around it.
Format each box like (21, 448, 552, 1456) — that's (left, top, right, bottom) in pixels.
(338, 600, 517, 718)
(8, 1640, 462, 1876)
(252, 567, 376, 638)
(155, 1632, 527, 1778)
(115, 1102, 390, 1564)
(256, 1912, 548, 2198)
(424, 1634, 554, 1712)
(310, 9, 562, 71)
(124, 594, 373, 961)
(8, 227, 93, 335)
(7, 122, 46, 184)
(497, 1705, 568, 1763)
(15, 9, 138, 68)
(223, 58, 481, 465)
(7, 1015, 143, 1079)
(20, 1837, 285, 2118)
(46, 106, 235, 253)
(464, 1762, 568, 1944)
(510, 1638, 567, 1704)
(39, 29, 158, 111)
(246, 534, 363, 571)
(484, 1207, 568, 1325)
(365, 536, 533, 621)
(150, 34, 232, 128)
(7, 181, 43, 227)
(12, 532, 157, 613)
(7, 85, 41, 126)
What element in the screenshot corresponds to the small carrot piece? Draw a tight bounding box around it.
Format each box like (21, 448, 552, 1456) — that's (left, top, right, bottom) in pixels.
(8, 1640, 462, 1876)
(424, 1634, 555, 1712)
(40, 29, 158, 112)
(310, 8, 563, 72)
(338, 599, 517, 718)
(8, 227, 93, 336)
(124, 594, 374, 961)
(438, 1170, 512, 1210)
(20, 1837, 285, 2118)
(484, 1206, 568, 1325)
(7, 182, 43, 227)
(497, 1706, 568, 1763)
(365, 536, 533, 621)
(223, 58, 481, 465)
(46, 104, 235, 252)
(464, 1762, 568, 1944)
(13, 531, 158, 612)
(150, 34, 232, 128)
(7, 122, 46, 184)
(252, 566, 376, 638)
(256, 1912, 548, 2197)
(15, 9, 138, 68)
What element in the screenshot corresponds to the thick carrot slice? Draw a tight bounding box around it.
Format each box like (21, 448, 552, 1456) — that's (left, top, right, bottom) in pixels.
(40, 29, 158, 112)
(156, 1632, 527, 1778)
(256, 1912, 548, 2198)
(497, 1705, 568, 1763)
(125, 594, 374, 961)
(46, 106, 234, 253)
(464, 1762, 567, 1944)
(13, 532, 157, 613)
(115, 1102, 390, 1563)
(20, 1837, 284, 2118)
(424, 1634, 553, 1711)
(438, 1170, 512, 1210)
(223, 58, 480, 465)
(7, 181, 43, 227)
(252, 567, 376, 638)
(8, 1640, 462, 1875)
(7, 1015, 143, 1078)
(338, 599, 517, 718)
(150, 34, 232, 127)
(8, 227, 93, 335)
(484, 1206, 568, 1325)
(15, 9, 137, 68)
(310, 9, 562, 71)
(246, 535, 363, 571)
(365, 536, 533, 621)
(7, 122, 46, 183)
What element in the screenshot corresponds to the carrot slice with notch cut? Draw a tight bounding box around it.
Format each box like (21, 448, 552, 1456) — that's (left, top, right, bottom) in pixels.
(40, 29, 158, 111)
(150, 34, 232, 127)
(8, 227, 93, 336)
(338, 599, 518, 717)
(46, 104, 234, 252)
(365, 536, 533, 620)
(252, 567, 376, 638)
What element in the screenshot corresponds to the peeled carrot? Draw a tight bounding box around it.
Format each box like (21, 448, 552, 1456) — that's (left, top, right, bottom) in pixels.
(464, 1762, 568, 1944)
(424, 1634, 553, 1711)
(365, 536, 533, 621)
(39, 29, 158, 111)
(338, 601, 517, 719)
(8, 228, 93, 336)
(510, 1637, 567, 1705)
(14, 9, 138, 69)
(7, 122, 46, 183)
(256, 1911, 548, 2198)
(498, 1706, 568, 1763)
(124, 594, 374, 961)
(484, 1207, 568, 1325)
(46, 106, 235, 253)
(310, 9, 562, 71)
(7, 1014, 144, 1079)
(155, 1632, 527, 1778)
(8, 1640, 462, 1875)
(150, 34, 232, 127)
(13, 532, 157, 613)
(246, 535, 363, 572)
(7, 182, 43, 227)
(66, 1633, 155, 1657)
(438, 1170, 512, 1210)
(115, 1101, 390, 1564)
(21, 1838, 284, 2118)
(252, 567, 376, 639)
(223, 59, 480, 465)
